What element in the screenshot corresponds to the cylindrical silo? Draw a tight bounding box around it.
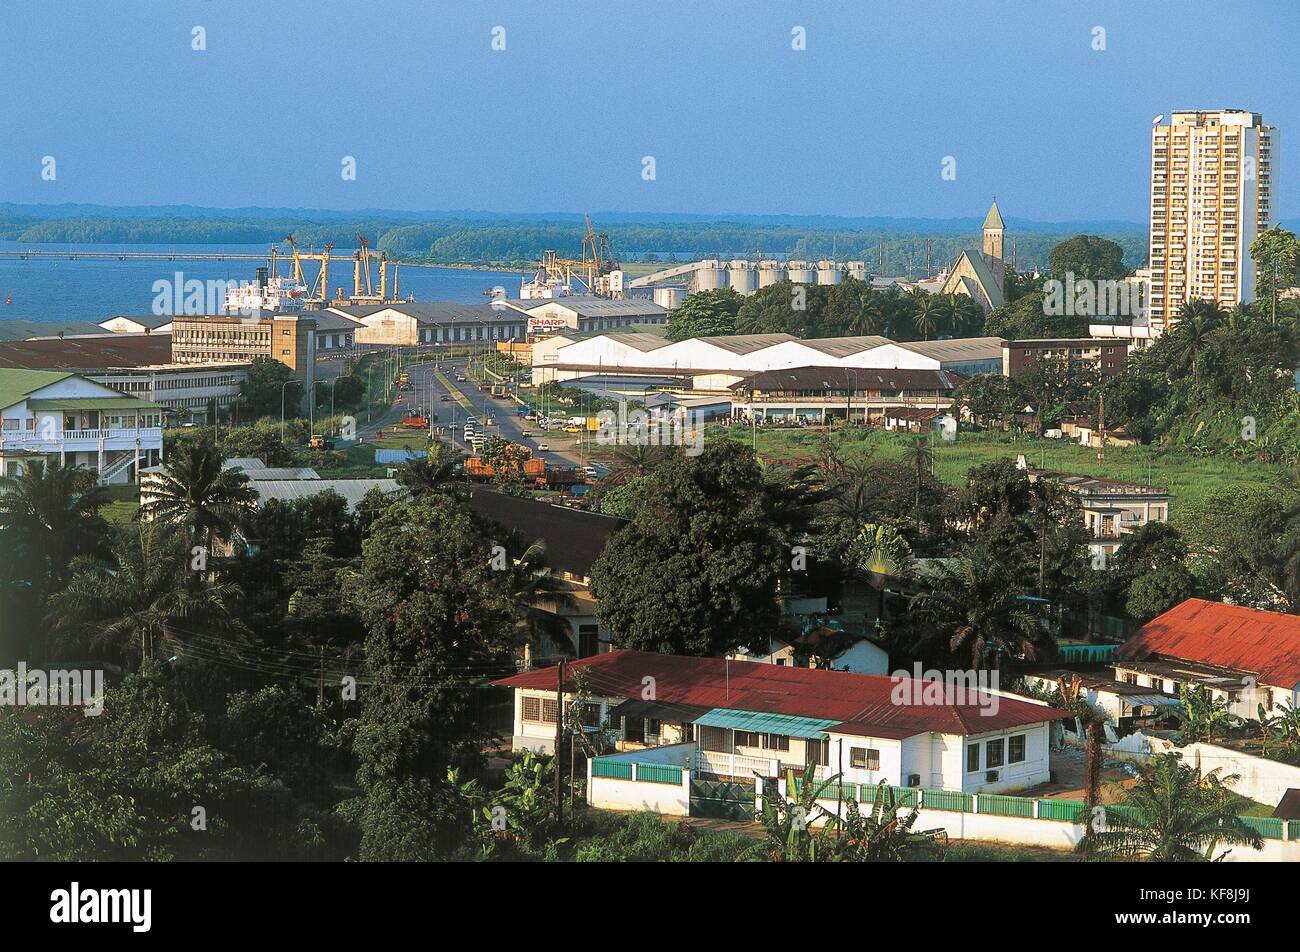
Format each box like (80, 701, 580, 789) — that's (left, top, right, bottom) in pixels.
(845, 260, 867, 281)
(787, 260, 816, 283)
(757, 260, 786, 288)
(728, 259, 758, 295)
(816, 260, 842, 284)
(653, 286, 688, 310)
(692, 259, 728, 292)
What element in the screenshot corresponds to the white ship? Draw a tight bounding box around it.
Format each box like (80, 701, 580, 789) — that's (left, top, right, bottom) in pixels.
(224, 267, 310, 314)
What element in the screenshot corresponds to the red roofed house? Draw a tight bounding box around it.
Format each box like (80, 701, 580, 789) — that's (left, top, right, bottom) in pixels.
(1114, 598, 1300, 720)
(494, 649, 1067, 795)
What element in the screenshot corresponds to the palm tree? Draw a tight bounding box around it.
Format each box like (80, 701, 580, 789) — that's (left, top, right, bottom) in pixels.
(899, 434, 935, 534)
(912, 294, 941, 341)
(1058, 673, 1107, 852)
(0, 459, 109, 592)
(509, 540, 579, 658)
(913, 554, 1047, 669)
(397, 443, 463, 497)
(1170, 301, 1225, 380)
(850, 522, 913, 629)
(848, 293, 885, 337)
(1077, 754, 1264, 862)
(48, 521, 241, 667)
(604, 443, 673, 487)
(139, 439, 256, 557)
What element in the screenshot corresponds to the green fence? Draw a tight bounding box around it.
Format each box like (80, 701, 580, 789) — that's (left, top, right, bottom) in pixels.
(922, 789, 973, 813)
(978, 794, 1036, 818)
(1239, 816, 1285, 840)
(636, 763, 683, 786)
(858, 784, 919, 807)
(591, 759, 633, 780)
(1289, 820, 1300, 841)
(1036, 799, 1086, 822)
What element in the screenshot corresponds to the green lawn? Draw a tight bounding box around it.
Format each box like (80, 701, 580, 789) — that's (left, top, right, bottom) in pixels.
(710, 424, 1286, 521)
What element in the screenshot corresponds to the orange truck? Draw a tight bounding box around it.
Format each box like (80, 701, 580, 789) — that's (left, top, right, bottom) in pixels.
(402, 414, 429, 428)
(465, 456, 546, 481)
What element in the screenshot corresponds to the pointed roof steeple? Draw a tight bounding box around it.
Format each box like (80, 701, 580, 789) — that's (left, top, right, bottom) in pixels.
(983, 201, 1005, 231)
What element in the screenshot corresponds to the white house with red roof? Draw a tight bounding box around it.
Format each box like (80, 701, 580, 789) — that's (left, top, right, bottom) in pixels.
(494, 649, 1068, 795)
(1113, 598, 1300, 720)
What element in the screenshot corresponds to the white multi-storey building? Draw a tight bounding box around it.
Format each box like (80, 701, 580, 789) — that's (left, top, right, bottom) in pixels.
(1148, 109, 1277, 332)
(0, 369, 164, 484)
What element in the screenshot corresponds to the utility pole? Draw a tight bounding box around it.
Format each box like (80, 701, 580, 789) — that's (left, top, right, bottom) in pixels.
(554, 658, 566, 821)
(318, 646, 325, 706)
(1096, 392, 1106, 465)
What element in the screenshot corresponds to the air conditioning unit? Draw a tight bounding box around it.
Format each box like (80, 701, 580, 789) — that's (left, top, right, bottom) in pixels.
(906, 774, 921, 787)
(986, 770, 1000, 783)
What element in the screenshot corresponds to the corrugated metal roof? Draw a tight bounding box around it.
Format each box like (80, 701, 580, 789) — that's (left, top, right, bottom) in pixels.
(798, 335, 892, 357)
(0, 333, 174, 371)
(694, 333, 797, 355)
(529, 295, 667, 318)
(28, 396, 163, 411)
(247, 478, 401, 511)
(0, 369, 73, 410)
(694, 709, 840, 739)
(1117, 598, 1300, 689)
(495, 650, 1067, 739)
(897, 336, 1005, 361)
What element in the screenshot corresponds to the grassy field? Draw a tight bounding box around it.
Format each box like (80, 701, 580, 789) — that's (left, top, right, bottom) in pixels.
(709, 424, 1287, 521)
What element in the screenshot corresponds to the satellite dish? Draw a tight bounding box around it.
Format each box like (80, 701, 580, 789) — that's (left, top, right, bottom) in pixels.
(1152, 114, 1165, 125)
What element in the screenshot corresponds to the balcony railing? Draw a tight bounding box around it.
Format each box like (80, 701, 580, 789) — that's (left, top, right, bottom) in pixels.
(0, 427, 163, 448)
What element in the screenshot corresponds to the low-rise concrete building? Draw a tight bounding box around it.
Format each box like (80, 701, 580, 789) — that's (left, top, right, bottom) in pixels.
(0, 369, 164, 483)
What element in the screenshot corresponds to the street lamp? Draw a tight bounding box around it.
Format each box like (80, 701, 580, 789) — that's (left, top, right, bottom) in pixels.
(279, 379, 296, 444)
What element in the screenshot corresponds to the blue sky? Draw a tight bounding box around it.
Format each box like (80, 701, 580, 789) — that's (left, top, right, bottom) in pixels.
(1, 0, 1295, 224)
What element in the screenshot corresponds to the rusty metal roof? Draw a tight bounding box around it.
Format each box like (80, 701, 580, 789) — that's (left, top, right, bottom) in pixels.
(495, 649, 1067, 739)
(1117, 598, 1300, 689)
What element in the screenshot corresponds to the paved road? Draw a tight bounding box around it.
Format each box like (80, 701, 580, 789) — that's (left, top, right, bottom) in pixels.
(408, 358, 597, 469)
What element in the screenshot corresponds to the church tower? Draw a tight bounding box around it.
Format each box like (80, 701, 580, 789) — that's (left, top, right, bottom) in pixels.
(982, 200, 1005, 262)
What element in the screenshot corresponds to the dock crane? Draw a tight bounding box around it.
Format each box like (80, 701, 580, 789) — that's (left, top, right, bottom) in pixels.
(284, 234, 334, 305)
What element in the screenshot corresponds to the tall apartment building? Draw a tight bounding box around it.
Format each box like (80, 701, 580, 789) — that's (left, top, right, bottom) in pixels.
(1148, 110, 1276, 332)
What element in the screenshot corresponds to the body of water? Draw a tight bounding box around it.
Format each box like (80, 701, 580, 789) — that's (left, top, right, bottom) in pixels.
(0, 241, 529, 324)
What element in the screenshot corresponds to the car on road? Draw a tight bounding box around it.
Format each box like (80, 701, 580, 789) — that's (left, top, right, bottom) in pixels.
(440, 394, 450, 402)
(486, 417, 496, 426)
(536, 442, 550, 452)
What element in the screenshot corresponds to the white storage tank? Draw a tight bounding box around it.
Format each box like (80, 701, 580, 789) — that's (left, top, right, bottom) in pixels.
(757, 260, 786, 288)
(845, 261, 867, 281)
(816, 260, 843, 284)
(693, 259, 728, 291)
(787, 260, 816, 283)
(728, 259, 758, 294)
(653, 286, 688, 310)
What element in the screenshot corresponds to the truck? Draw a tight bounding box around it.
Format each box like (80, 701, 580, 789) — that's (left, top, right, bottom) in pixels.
(490, 384, 507, 397)
(402, 414, 429, 429)
(464, 455, 546, 482)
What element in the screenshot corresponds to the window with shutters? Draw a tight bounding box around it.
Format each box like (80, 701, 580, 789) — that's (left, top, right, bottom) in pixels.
(850, 747, 880, 770)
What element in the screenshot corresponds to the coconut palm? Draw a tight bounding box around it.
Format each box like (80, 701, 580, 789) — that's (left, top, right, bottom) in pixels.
(912, 553, 1048, 669)
(0, 459, 110, 592)
(899, 434, 935, 534)
(1077, 754, 1264, 862)
(47, 520, 241, 667)
(139, 439, 256, 556)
